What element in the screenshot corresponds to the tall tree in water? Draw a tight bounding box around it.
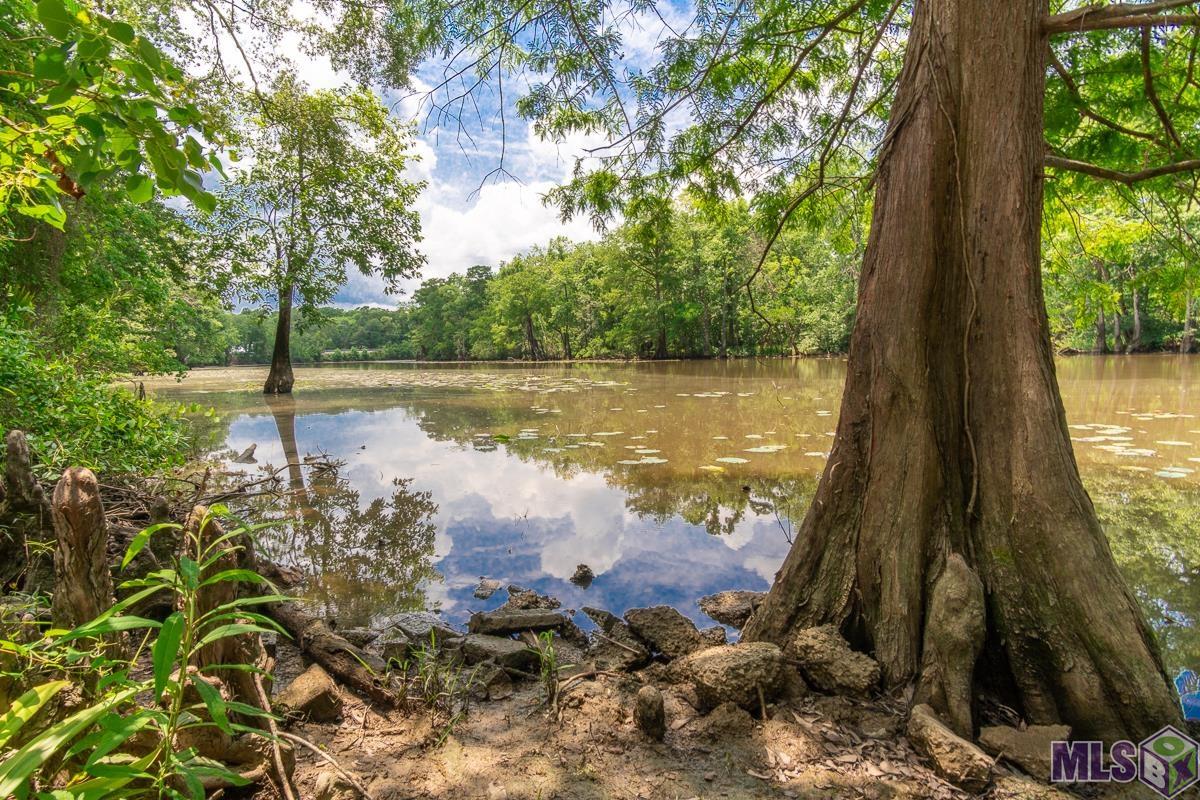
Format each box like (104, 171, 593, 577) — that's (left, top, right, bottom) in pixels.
(321, 0, 1200, 738)
(211, 73, 425, 393)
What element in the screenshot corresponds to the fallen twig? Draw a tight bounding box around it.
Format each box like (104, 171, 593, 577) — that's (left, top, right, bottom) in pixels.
(278, 731, 375, 800)
(252, 665, 298, 800)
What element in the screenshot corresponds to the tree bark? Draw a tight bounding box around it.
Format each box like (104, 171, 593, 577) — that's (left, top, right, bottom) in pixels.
(1094, 263, 1109, 354)
(743, 0, 1179, 741)
(50, 468, 113, 631)
(187, 506, 259, 707)
(1127, 286, 1141, 353)
(1182, 293, 1195, 353)
(700, 300, 713, 357)
(523, 313, 543, 360)
(653, 278, 669, 360)
(1, 430, 54, 592)
(264, 285, 295, 394)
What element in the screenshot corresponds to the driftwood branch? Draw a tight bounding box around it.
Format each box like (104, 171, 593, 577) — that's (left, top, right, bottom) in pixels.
(1045, 0, 1199, 33)
(1046, 48, 1166, 145)
(1045, 152, 1200, 183)
(277, 731, 375, 800)
(265, 601, 399, 707)
(1141, 26, 1185, 148)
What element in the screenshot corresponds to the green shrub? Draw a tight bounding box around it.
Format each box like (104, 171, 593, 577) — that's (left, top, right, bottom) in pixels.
(0, 508, 285, 799)
(0, 316, 193, 477)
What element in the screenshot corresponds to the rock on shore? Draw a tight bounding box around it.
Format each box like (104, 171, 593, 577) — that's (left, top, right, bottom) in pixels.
(786, 625, 880, 697)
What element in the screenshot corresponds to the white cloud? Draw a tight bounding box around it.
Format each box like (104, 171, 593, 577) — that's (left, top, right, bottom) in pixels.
(405, 178, 598, 288)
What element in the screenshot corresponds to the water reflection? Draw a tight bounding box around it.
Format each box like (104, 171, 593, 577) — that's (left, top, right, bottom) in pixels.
(251, 396, 441, 629)
(155, 356, 1197, 673)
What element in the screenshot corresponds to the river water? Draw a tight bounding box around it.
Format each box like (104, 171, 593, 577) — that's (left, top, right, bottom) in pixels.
(148, 356, 1200, 676)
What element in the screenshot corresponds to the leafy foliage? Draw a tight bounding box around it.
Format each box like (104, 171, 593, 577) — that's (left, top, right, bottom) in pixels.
(193, 193, 864, 364)
(0, 313, 193, 477)
(0, 0, 224, 232)
(209, 72, 425, 319)
(0, 508, 284, 798)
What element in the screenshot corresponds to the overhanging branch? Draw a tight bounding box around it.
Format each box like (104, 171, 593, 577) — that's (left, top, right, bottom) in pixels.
(1044, 0, 1199, 33)
(1045, 152, 1200, 183)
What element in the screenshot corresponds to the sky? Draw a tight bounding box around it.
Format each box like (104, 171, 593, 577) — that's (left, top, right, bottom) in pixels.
(208, 2, 693, 308)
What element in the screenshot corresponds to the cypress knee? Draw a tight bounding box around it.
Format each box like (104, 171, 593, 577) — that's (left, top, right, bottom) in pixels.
(51, 467, 113, 630)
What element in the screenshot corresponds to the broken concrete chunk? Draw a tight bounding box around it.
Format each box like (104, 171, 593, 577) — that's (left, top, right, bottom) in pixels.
(699, 625, 728, 647)
(391, 611, 462, 648)
(467, 661, 514, 701)
(786, 625, 880, 697)
(474, 577, 503, 600)
(570, 564, 595, 588)
(698, 590, 765, 628)
(469, 608, 569, 636)
(373, 628, 412, 665)
(337, 627, 379, 648)
(907, 704, 993, 793)
(274, 663, 342, 722)
(461, 633, 538, 671)
(502, 584, 561, 610)
(668, 642, 786, 711)
(581, 607, 650, 671)
(979, 723, 1071, 778)
(635, 684, 666, 741)
(624, 606, 704, 660)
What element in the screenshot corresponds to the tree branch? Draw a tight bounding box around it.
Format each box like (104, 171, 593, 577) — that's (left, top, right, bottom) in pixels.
(1047, 47, 1166, 145)
(1141, 26, 1185, 148)
(1044, 0, 1198, 33)
(1045, 152, 1200, 183)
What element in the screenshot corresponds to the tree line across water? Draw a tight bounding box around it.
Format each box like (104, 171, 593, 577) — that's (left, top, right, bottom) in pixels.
(8, 182, 1194, 377)
(190, 184, 1200, 365)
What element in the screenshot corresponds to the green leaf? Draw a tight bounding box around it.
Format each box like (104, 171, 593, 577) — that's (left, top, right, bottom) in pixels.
(188, 674, 230, 734)
(153, 611, 185, 697)
(136, 38, 163, 73)
(35, 0, 74, 39)
(106, 20, 135, 45)
(179, 556, 200, 590)
(0, 687, 137, 799)
(33, 48, 68, 81)
(192, 190, 217, 215)
(0, 681, 68, 749)
(44, 81, 78, 106)
(14, 203, 66, 229)
(198, 568, 265, 588)
(75, 34, 110, 63)
(121, 521, 176, 566)
(193, 622, 268, 651)
(56, 614, 160, 645)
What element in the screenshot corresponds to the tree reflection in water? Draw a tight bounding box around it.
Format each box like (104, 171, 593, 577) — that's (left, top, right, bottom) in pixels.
(253, 395, 441, 629)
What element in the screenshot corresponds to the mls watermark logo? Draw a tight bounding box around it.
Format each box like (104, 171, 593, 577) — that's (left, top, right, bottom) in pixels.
(1051, 725, 1198, 798)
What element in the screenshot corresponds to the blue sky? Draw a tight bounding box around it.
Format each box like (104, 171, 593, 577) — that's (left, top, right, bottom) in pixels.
(269, 1, 697, 307)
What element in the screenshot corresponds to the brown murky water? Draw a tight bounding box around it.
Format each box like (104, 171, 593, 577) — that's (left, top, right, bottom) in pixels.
(147, 356, 1200, 679)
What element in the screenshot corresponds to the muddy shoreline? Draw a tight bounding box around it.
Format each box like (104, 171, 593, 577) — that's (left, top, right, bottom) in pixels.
(266, 583, 1125, 800)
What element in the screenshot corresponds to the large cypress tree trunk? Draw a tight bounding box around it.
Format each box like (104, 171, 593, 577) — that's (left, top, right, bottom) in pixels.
(743, 0, 1179, 741)
(264, 284, 295, 394)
